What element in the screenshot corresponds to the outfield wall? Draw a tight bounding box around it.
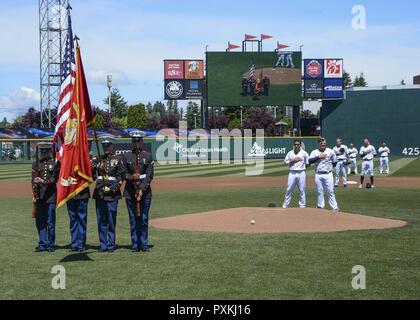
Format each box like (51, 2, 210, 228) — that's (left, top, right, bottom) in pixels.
(321, 86, 420, 157)
(0, 137, 319, 163)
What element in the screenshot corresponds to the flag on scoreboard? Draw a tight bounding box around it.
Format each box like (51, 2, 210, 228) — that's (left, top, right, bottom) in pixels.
(261, 34, 273, 40)
(245, 34, 257, 41)
(56, 44, 94, 208)
(277, 42, 290, 50)
(228, 42, 241, 50)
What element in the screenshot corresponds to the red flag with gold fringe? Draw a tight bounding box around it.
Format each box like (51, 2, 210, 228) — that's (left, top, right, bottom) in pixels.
(57, 44, 93, 208)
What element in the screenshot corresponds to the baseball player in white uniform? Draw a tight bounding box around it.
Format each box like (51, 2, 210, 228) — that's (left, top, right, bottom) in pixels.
(309, 138, 340, 212)
(333, 138, 349, 188)
(282, 140, 309, 209)
(347, 143, 359, 175)
(359, 138, 377, 188)
(378, 142, 391, 175)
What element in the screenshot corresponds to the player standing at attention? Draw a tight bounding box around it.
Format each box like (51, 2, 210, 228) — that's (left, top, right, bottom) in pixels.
(347, 143, 359, 175)
(309, 138, 340, 212)
(378, 142, 391, 175)
(333, 138, 349, 188)
(282, 140, 309, 209)
(359, 138, 377, 189)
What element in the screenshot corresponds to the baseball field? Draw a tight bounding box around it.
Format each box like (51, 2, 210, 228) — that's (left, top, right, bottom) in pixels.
(1, 157, 420, 299)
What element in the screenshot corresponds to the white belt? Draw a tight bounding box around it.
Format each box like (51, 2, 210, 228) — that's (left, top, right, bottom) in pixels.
(97, 176, 117, 181)
(138, 174, 147, 179)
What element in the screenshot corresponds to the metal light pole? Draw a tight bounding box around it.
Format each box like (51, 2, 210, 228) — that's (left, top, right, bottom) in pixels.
(194, 113, 197, 129)
(107, 75, 112, 116)
(240, 106, 243, 126)
(274, 106, 277, 119)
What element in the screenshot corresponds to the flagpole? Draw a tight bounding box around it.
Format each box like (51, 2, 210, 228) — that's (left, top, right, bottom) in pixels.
(74, 35, 102, 161)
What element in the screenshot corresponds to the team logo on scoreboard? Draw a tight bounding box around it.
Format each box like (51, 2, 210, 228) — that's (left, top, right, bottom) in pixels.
(306, 60, 323, 78)
(325, 59, 343, 78)
(166, 81, 184, 99)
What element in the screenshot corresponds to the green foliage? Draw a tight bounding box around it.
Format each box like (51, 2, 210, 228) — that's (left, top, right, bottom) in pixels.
(0, 117, 11, 128)
(127, 103, 147, 129)
(353, 72, 368, 87)
(112, 117, 128, 129)
(94, 113, 105, 129)
(104, 88, 128, 118)
(228, 119, 241, 130)
(185, 101, 200, 129)
(343, 70, 353, 89)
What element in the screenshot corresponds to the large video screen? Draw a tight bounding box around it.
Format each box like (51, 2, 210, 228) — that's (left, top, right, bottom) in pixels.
(207, 52, 302, 106)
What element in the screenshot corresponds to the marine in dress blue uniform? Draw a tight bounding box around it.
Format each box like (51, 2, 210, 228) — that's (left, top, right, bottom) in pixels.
(32, 143, 60, 252)
(92, 138, 124, 253)
(122, 131, 154, 253)
(66, 187, 90, 252)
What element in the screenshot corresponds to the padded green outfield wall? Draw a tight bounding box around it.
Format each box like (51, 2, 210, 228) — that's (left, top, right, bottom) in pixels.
(321, 87, 420, 157)
(0, 137, 319, 163)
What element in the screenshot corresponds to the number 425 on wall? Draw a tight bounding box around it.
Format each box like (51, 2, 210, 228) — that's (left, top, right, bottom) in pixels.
(402, 148, 420, 156)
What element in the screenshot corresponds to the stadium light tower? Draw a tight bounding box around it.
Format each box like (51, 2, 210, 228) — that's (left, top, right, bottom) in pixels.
(39, 0, 70, 129)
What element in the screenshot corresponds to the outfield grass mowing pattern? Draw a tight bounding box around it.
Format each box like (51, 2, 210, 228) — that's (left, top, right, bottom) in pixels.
(0, 157, 417, 181)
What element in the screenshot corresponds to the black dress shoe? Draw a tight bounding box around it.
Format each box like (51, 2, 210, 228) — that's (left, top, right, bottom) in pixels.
(48, 248, 56, 253)
(98, 248, 107, 253)
(77, 248, 85, 253)
(35, 247, 47, 252)
(131, 248, 140, 253)
(141, 248, 150, 253)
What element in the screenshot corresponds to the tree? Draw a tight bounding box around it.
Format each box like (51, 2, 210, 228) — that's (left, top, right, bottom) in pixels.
(152, 101, 166, 116)
(167, 100, 180, 117)
(0, 117, 11, 128)
(13, 107, 41, 128)
(343, 70, 353, 89)
(147, 116, 161, 131)
(145, 102, 153, 114)
(93, 107, 121, 129)
(127, 104, 147, 129)
(185, 101, 200, 129)
(208, 114, 228, 130)
(354, 72, 368, 87)
(228, 119, 241, 130)
(103, 88, 128, 118)
(301, 109, 316, 119)
(94, 113, 105, 129)
(112, 117, 127, 128)
(160, 114, 180, 129)
(243, 108, 277, 136)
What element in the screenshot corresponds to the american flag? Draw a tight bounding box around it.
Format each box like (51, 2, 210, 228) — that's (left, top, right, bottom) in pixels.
(54, 13, 76, 160)
(247, 61, 255, 81)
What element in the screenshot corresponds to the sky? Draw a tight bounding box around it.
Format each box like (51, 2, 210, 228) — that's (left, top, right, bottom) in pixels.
(1, 0, 420, 122)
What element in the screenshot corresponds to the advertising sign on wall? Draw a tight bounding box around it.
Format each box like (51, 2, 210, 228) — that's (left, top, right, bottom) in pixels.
(164, 60, 184, 79)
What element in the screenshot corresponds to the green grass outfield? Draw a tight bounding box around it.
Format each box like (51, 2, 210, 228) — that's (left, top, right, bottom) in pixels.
(0, 158, 419, 300)
(0, 157, 419, 180)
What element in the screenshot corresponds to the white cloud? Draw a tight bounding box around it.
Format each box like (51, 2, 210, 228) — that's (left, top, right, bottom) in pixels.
(0, 87, 40, 120)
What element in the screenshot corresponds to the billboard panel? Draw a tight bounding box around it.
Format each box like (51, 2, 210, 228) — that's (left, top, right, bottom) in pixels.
(184, 60, 204, 79)
(164, 60, 184, 79)
(304, 79, 324, 99)
(304, 59, 324, 79)
(207, 51, 302, 106)
(164, 80, 185, 100)
(185, 80, 204, 99)
(324, 79, 344, 99)
(324, 59, 343, 78)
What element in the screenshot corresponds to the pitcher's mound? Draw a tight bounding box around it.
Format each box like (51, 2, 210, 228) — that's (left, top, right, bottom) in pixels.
(150, 208, 406, 234)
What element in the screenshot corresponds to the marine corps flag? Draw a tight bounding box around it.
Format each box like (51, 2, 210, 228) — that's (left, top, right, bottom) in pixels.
(57, 43, 94, 208)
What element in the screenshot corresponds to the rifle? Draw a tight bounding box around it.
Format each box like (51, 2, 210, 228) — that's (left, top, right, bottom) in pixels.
(32, 146, 40, 219)
(134, 153, 142, 217)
